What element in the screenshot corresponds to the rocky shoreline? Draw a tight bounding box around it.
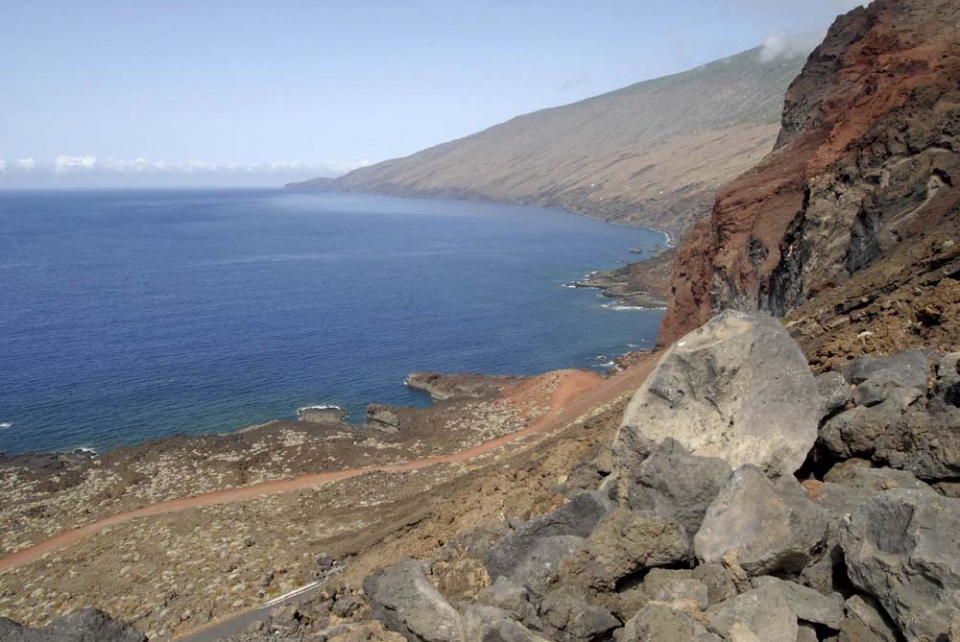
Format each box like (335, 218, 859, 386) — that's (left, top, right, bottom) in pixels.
(572, 248, 676, 310)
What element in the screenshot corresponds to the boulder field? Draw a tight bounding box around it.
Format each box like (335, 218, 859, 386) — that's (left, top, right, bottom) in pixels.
(204, 311, 959, 642)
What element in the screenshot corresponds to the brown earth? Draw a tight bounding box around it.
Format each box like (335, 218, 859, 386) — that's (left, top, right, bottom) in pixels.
(660, 0, 960, 361)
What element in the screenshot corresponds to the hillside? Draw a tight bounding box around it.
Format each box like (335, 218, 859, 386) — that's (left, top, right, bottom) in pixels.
(660, 0, 960, 368)
(288, 48, 805, 237)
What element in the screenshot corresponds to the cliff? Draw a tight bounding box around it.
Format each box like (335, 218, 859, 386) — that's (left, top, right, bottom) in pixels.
(289, 48, 805, 237)
(660, 0, 960, 365)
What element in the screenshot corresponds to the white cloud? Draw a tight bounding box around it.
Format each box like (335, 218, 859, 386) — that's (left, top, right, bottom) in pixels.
(54, 155, 98, 173)
(759, 32, 826, 61)
(0, 156, 372, 181)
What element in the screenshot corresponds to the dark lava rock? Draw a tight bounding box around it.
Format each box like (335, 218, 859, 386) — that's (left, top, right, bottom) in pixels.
(842, 488, 960, 641)
(0, 608, 146, 642)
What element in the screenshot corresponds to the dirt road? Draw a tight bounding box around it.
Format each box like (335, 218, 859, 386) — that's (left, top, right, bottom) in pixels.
(0, 356, 656, 576)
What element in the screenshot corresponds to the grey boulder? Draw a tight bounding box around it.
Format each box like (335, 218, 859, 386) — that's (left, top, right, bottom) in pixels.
(621, 603, 720, 641)
(641, 568, 710, 611)
(817, 371, 853, 419)
(620, 438, 732, 538)
(0, 608, 146, 642)
(750, 576, 844, 630)
(565, 509, 690, 589)
(615, 311, 819, 479)
(694, 466, 827, 576)
(704, 585, 798, 641)
(363, 559, 467, 642)
(538, 586, 620, 642)
(462, 605, 548, 642)
(483, 491, 612, 596)
(842, 488, 960, 641)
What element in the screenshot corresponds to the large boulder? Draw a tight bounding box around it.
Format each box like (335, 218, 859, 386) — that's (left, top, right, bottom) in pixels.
(538, 586, 620, 642)
(363, 559, 467, 642)
(750, 577, 844, 630)
(620, 438, 732, 537)
(621, 604, 720, 642)
(483, 492, 613, 596)
(841, 488, 960, 641)
(0, 609, 146, 642)
(615, 311, 819, 479)
(840, 596, 899, 642)
(563, 509, 690, 590)
(694, 466, 827, 576)
(641, 568, 710, 611)
(704, 585, 798, 641)
(462, 605, 549, 642)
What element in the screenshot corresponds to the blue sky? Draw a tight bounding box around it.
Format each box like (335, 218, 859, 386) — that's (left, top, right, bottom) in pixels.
(0, 0, 862, 186)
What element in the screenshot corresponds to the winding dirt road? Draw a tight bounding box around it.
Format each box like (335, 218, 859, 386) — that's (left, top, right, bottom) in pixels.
(0, 358, 655, 573)
(0, 357, 657, 576)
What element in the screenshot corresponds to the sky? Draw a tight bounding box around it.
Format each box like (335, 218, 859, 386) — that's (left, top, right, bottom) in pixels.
(0, 0, 864, 187)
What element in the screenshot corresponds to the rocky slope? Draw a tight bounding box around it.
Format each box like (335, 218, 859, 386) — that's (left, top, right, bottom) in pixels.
(205, 312, 960, 642)
(288, 48, 805, 238)
(661, 0, 960, 359)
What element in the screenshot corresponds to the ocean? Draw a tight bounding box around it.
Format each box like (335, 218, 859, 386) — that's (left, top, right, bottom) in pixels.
(0, 189, 664, 455)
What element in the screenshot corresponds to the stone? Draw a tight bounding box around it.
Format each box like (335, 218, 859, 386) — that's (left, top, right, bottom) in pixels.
(0, 608, 147, 642)
(483, 492, 613, 595)
(750, 576, 844, 629)
(621, 438, 732, 538)
(690, 563, 739, 606)
(615, 311, 819, 478)
(797, 624, 819, 642)
(704, 585, 798, 641)
(819, 402, 902, 459)
(694, 466, 827, 576)
(566, 510, 690, 589)
(539, 586, 620, 642)
(463, 605, 549, 642)
(872, 405, 960, 480)
(621, 603, 720, 641)
(934, 352, 960, 406)
(842, 488, 960, 641)
(324, 621, 407, 642)
(476, 578, 541, 629)
(842, 596, 898, 642)
(366, 404, 401, 432)
(641, 568, 709, 611)
(362, 559, 467, 642)
(817, 371, 853, 419)
(844, 350, 928, 391)
(297, 404, 348, 423)
(822, 464, 930, 493)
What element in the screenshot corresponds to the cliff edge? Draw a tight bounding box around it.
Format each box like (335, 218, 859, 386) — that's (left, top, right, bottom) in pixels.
(660, 0, 960, 366)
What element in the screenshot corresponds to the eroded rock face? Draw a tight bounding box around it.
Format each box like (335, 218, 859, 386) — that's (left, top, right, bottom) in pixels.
(0, 608, 146, 642)
(616, 311, 819, 478)
(841, 488, 960, 641)
(694, 466, 827, 576)
(659, 0, 960, 366)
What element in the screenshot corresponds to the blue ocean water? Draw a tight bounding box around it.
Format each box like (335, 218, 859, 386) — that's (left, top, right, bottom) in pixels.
(0, 190, 665, 455)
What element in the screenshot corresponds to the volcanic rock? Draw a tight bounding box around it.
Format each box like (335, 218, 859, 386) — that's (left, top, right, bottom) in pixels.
(616, 311, 819, 479)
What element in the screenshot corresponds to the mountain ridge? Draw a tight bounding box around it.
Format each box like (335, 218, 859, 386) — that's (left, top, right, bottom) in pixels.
(288, 47, 806, 238)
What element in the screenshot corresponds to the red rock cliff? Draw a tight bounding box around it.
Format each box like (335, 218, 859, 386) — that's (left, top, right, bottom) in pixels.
(659, 0, 960, 362)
